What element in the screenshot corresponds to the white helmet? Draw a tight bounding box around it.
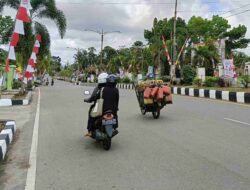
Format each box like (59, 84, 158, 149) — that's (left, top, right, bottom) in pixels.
(98, 72, 108, 84)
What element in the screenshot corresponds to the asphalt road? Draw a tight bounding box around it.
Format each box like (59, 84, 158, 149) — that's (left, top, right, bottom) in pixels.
(2, 80, 250, 190)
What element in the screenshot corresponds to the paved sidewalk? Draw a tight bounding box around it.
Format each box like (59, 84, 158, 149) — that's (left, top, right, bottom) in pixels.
(0, 89, 37, 190)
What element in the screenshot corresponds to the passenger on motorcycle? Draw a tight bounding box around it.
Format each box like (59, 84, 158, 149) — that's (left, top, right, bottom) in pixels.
(102, 74, 119, 129)
(84, 72, 108, 136)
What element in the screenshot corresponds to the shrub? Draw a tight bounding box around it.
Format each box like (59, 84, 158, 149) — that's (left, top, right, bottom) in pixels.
(12, 80, 22, 89)
(204, 76, 219, 87)
(181, 65, 196, 85)
(27, 80, 33, 90)
(157, 76, 171, 82)
(193, 77, 202, 87)
(239, 75, 250, 88)
(217, 77, 225, 87)
(122, 77, 131, 84)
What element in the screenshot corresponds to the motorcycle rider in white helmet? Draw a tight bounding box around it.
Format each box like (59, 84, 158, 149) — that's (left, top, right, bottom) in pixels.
(84, 72, 108, 136)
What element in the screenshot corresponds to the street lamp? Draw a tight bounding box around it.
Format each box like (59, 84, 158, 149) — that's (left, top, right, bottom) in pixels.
(67, 47, 80, 81)
(84, 29, 121, 66)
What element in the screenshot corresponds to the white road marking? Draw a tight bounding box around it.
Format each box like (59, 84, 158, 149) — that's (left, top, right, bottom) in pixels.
(224, 117, 250, 126)
(25, 88, 41, 190)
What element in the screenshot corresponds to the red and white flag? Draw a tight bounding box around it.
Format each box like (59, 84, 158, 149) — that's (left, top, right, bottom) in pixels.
(8, 46, 16, 60)
(34, 40, 40, 47)
(10, 33, 19, 47)
(28, 58, 35, 68)
(26, 64, 35, 73)
(36, 34, 42, 42)
(33, 46, 39, 54)
(16, 6, 31, 23)
(14, 19, 25, 35)
(162, 35, 172, 65)
(21, 0, 32, 10)
(31, 52, 37, 63)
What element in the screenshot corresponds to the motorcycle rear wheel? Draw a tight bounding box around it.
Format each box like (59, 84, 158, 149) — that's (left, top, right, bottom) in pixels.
(103, 138, 112, 150)
(152, 109, 160, 119)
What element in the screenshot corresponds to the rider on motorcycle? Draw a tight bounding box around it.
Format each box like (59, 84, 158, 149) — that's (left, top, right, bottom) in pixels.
(84, 72, 108, 136)
(102, 74, 119, 129)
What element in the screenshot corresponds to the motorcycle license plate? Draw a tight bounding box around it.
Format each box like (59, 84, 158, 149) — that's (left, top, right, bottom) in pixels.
(105, 125, 114, 138)
(102, 119, 117, 125)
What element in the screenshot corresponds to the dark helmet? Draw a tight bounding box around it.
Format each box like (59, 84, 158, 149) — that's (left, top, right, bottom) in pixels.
(107, 74, 118, 84)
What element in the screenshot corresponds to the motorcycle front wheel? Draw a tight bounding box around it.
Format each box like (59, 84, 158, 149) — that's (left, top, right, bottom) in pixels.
(103, 138, 112, 150)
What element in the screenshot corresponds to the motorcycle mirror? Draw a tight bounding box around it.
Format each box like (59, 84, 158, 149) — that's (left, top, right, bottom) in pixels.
(84, 90, 90, 95)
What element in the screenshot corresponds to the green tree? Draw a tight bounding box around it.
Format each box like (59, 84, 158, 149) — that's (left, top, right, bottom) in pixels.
(0, 16, 14, 44)
(224, 25, 250, 57)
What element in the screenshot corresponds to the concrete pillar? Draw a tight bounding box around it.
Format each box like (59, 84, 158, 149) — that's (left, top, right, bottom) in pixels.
(7, 65, 16, 91)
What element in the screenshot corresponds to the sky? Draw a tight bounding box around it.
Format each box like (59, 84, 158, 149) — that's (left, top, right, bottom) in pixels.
(1, 0, 250, 65)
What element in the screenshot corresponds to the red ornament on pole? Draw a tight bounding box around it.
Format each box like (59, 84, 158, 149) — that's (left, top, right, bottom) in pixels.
(36, 34, 42, 42)
(33, 46, 39, 54)
(28, 58, 35, 68)
(16, 6, 31, 23)
(10, 33, 20, 47)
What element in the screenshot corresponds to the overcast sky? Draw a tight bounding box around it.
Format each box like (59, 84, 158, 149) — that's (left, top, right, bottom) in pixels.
(2, 0, 250, 64)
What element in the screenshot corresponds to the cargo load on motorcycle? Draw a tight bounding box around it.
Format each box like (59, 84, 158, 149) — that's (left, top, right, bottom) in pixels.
(134, 80, 173, 119)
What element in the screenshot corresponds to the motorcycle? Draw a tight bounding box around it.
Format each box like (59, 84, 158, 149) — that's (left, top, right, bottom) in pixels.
(84, 90, 118, 150)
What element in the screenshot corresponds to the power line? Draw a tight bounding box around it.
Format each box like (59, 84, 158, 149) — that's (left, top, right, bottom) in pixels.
(225, 9, 250, 18)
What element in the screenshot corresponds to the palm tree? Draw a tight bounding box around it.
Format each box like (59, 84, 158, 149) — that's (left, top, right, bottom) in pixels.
(0, 0, 67, 68)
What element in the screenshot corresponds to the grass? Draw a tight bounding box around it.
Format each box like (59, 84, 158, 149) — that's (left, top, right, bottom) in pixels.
(173, 85, 250, 93)
(12, 91, 27, 100)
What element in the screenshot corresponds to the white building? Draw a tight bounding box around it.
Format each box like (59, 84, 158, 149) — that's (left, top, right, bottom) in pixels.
(245, 62, 250, 75)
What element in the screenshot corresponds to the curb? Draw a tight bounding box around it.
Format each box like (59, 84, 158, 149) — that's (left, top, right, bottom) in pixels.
(117, 83, 134, 90)
(171, 87, 250, 104)
(0, 91, 32, 107)
(0, 120, 16, 160)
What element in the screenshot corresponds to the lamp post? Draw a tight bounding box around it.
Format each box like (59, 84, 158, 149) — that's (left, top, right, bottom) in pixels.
(67, 47, 80, 81)
(84, 29, 121, 66)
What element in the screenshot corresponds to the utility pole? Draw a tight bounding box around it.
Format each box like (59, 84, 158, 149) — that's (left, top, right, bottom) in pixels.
(171, 0, 178, 80)
(100, 29, 104, 65)
(84, 29, 121, 67)
(67, 47, 80, 81)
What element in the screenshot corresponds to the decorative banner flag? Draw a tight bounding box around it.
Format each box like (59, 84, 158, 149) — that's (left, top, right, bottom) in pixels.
(5, 59, 10, 72)
(162, 35, 172, 65)
(31, 52, 37, 63)
(8, 46, 16, 60)
(34, 40, 40, 47)
(26, 64, 35, 73)
(21, 0, 32, 10)
(16, 6, 31, 23)
(28, 58, 35, 67)
(10, 33, 20, 47)
(14, 19, 25, 35)
(36, 34, 42, 42)
(23, 77, 28, 84)
(33, 46, 39, 54)
(24, 71, 33, 78)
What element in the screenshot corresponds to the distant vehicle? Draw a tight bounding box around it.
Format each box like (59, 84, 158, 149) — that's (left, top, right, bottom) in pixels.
(34, 77, 42, 86)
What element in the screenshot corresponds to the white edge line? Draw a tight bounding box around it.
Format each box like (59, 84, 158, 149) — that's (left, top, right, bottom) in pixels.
(224, 118, 250, 126)
(25, 88, 40, 190)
